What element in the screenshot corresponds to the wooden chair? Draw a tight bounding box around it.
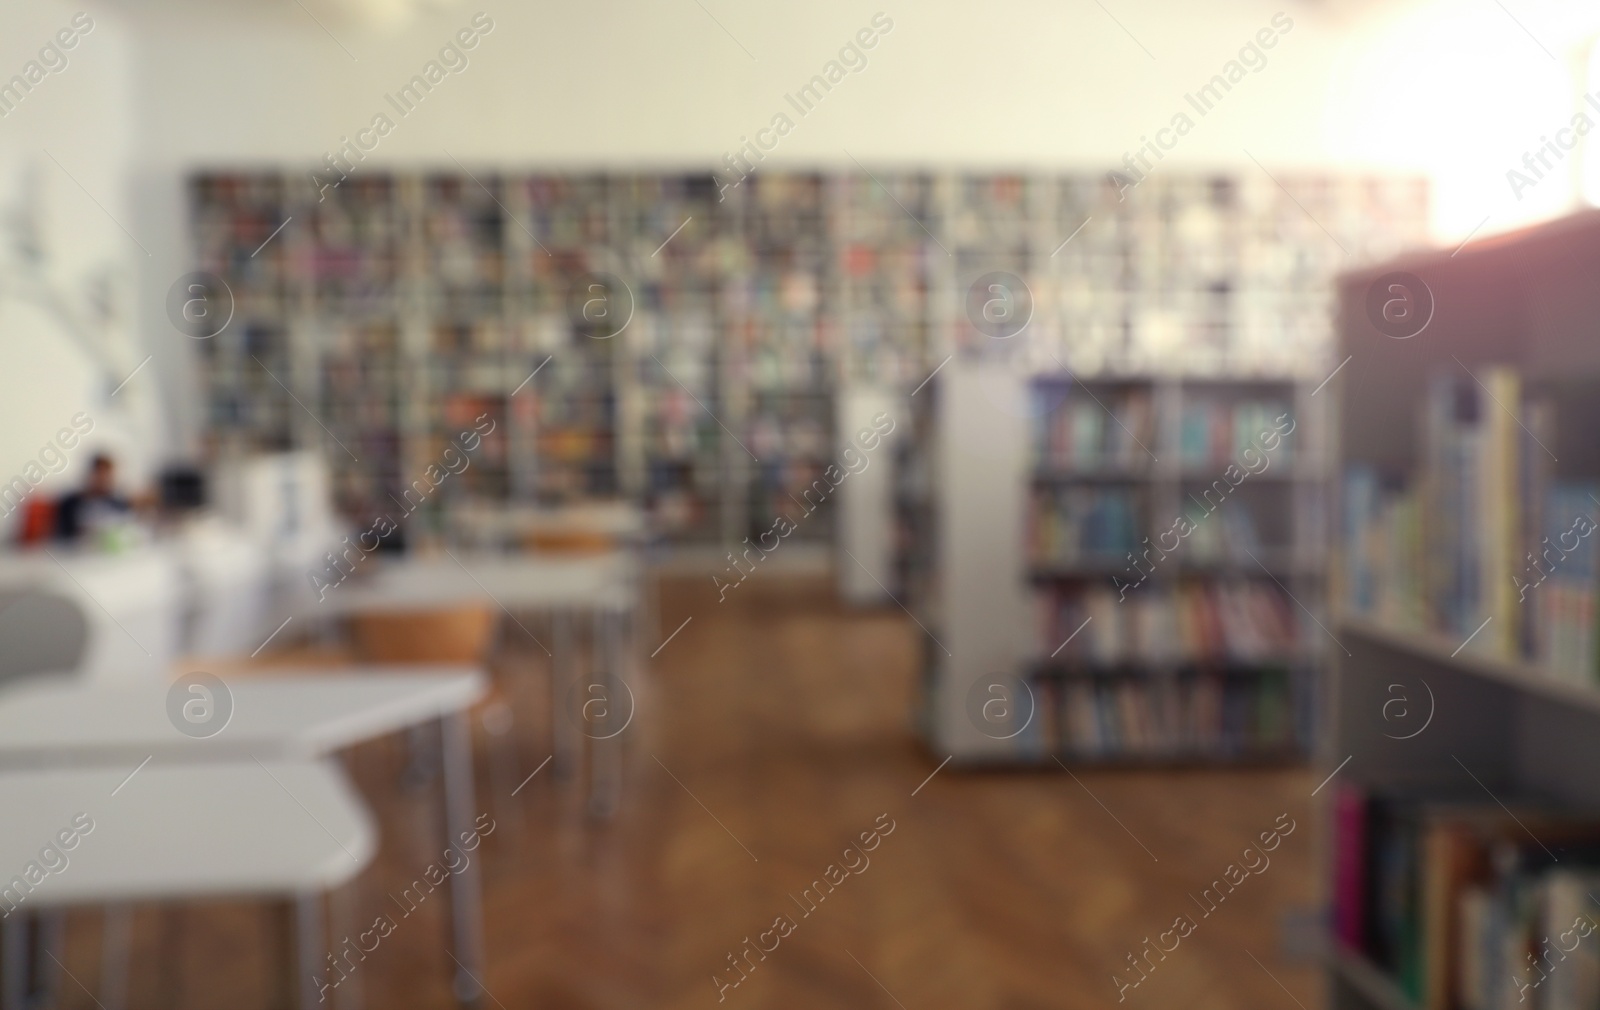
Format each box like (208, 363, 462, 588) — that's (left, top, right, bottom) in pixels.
(347, 606, 521, 833)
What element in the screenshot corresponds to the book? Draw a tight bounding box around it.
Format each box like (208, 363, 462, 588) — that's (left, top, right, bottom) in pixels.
(1037, 669, 1294, 759)
(1335, 787, 1600, 1010)
(1343, 367, 1598, 682)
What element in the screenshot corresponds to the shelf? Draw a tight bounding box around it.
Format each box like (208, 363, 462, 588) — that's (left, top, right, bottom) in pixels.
(1032, 658, 1310, 677)
(1050, 748, 1302, 768)
(1028, 556, 1316, 580)
(1175, 467, 1303, 482)
(1031, 466, 1318, 484)
(951, 748, 1304, 770)
(1032, 468, 1153, 483)
(1338, 615, 1600, 717)
(1327, 948, 1416, 1010)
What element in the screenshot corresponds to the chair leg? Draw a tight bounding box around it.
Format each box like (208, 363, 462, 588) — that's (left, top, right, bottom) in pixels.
(101, 905, 132, 1010)
(400, 724, 440, 792)
(481, 700, 523, 841)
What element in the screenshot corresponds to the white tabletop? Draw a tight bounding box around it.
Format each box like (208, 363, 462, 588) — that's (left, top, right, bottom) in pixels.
(0, 668, 486, 768)
(311, 550, 638, 616)
(0, 760, 374, 905)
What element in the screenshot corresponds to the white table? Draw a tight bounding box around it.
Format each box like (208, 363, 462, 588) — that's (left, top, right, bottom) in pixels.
(0, 669, 485, 767)
(312, 551, 638, 615)
(447, 502, 649, 550)
(311, 552, 640, 816)
(0, 670, 489, 1006)
(0, 760, 374, 1010)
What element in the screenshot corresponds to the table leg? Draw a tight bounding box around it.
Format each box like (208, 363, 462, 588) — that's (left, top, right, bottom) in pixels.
(295, 893, 325, 1010)
(1, 910, 25, 1010)
(331, 881, 362, 1010)
(34, 911, 63, 1007)
(102, 904, 131, 1010)
(551, 609, 577, 781)
(440, 711, 485, 1006)
(588, 607, 624, 819)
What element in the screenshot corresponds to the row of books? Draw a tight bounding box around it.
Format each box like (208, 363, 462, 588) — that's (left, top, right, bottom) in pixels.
(1178, 398, 1294, 467)
(1026, 669, 1297, 759)
(1332, 786, 1600, 1010)
(1037, 581, 1300, 664)
(195, 170, 1422, 367)
(1031, 387, 1155, 471)
(1027, 488, 1141, 566)
(1342, 366, 1599, 680)
(1028, 493, 1275, 571)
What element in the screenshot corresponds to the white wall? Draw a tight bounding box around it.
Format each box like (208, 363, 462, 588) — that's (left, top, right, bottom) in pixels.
(0, 5, 154, 512)
(125, 0, 1374, 168)
(86, 0, 1600, 453)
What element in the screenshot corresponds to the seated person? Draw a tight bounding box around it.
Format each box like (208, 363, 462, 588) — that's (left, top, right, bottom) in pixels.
(56, 454, 132, 541)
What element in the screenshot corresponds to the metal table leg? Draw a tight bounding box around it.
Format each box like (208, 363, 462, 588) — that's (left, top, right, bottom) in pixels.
(34, 911, 63, 1007)
(1, 910, 25, 1010)
(332, 881, 362, 1010)
(551, 609, 577, 781)
(102, 904, 132, 1010)
(440, 711, 485, 1006)
(295, 894, 325, 1010)
(588, 606, 626, 819)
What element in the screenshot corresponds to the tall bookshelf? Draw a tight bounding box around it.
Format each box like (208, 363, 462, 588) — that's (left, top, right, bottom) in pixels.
(189, 169, 1423, 561)
(1323, 210, 1600, 1010)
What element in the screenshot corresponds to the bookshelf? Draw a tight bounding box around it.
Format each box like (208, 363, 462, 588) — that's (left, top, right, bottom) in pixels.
(190, 169, 1422, 564)
(908, 364, 1327, 765)
(1325, 210, 1600, 1010)
(895, 174, 1426, 765)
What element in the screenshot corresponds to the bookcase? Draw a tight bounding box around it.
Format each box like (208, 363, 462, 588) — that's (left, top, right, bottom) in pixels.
(907, 363, 1329, 765)
(191, 170, 831, 555)
(190, 170, 1423, 567)
(893, 173, 1424, 765)
(1324, 210, 1600, 1010)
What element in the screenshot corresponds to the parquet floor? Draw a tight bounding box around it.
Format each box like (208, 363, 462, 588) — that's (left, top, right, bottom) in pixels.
(56, 575, 1322, 1010)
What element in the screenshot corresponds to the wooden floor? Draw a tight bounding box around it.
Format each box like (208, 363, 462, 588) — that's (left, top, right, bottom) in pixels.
(58, 575, 1323, 1009)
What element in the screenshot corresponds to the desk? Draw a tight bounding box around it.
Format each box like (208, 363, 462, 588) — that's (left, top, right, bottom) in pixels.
(0, 670, 488, 1006)
(312, 552, 639, 816)
(0, 760, 374, 1010)
(313, 551, 638, 614)
(0, 669, 484, 767)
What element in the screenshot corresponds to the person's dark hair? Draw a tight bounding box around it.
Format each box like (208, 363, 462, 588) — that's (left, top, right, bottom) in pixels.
(89, 454, 113, 471)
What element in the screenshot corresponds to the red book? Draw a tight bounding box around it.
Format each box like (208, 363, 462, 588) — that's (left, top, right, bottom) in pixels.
(1332, 784, 1368, 951)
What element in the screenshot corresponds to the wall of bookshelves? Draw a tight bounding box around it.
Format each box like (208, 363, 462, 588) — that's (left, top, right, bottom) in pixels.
(1325, 210, 1600, 1010)
(190, 169, 1423, 559)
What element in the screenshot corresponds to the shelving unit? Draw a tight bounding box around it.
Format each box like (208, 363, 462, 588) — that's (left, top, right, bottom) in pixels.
(190, 169, 1423, 564)
(619, 173, 728, 545)
(1323, 209, 1600, 1010)
(895, 172, 1425, 765)
(906, 364, 1327, 765)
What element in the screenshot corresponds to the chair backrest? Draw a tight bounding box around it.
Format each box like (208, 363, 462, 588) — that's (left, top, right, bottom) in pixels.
(0, 587, 90, 689)
(348, 606, 495, 664)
